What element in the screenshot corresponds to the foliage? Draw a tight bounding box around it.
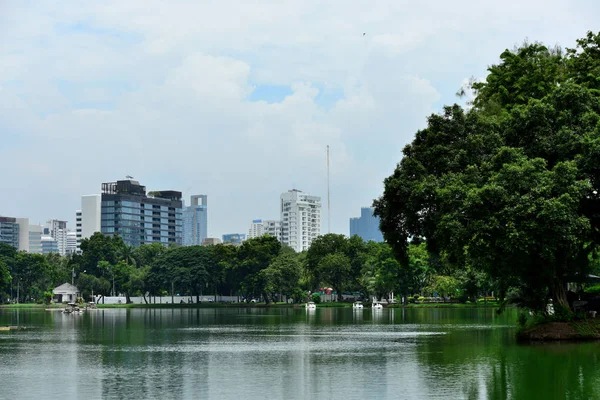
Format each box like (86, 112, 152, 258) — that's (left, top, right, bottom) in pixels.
(310, 293, 321, 304)
(375, 31, 600, 314)
(584, 285, 600, 294)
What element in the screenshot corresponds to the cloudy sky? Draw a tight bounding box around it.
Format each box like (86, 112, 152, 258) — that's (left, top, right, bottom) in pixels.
(0, 1, 597, 238)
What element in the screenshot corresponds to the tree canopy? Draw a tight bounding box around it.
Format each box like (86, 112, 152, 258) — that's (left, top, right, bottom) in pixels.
(374, 31, 600, 313)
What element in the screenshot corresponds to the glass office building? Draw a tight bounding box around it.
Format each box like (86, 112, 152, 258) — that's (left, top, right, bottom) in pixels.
(182, 195, 208, 246)
(0, 217, 20, 249)
(349, 207, 384, 243)
(101, 180, 183, 247)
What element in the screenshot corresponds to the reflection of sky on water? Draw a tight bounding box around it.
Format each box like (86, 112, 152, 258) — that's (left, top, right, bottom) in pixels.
(0, 308, 599, 399)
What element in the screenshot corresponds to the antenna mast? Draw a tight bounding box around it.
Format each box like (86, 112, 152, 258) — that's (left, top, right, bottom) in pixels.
(327, 145, 331, 234)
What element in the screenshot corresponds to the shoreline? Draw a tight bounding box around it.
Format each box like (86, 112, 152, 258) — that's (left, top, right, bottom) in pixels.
(0, 302, 502, 310)
(517, 320, 600, 342)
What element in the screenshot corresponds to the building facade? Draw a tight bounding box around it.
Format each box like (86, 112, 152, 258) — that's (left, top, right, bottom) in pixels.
(202, 237, 221, 246)
(28, 224, 43, 254)
(222, 233, 246, 246)
(0, 217, 29, 251)
(248, 219, 282, 241)
(101, 179, 183, 247)
(182, 195, 208, 246)
(280, 189, 321, 252)
(41, 236, 59, 254)
(0, 217, 20, 249)
(66, 232, 78, 254)
(46, 219, 68, 256)
(76, 194, 101, 252)
(349, 207, 384, 243)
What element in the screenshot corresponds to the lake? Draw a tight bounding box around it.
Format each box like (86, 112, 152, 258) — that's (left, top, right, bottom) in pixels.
(1, 307, 599, 399)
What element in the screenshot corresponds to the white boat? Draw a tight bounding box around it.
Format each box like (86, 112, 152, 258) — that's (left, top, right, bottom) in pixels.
(305, 302, 317, 310)
(372, 302, 383, 310)
(352, 301, 364, 309)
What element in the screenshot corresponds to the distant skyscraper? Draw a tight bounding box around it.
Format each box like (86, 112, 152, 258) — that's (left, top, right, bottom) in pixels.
(222, 233, 246, 246)
(66, 232, 78, 255)
(0, 216, 28, 251)
(41, 236, 59, 254)
(46, 219, 68, 256)
(101, 179, 183, 247)
(182, 195, 208, 246)
(248, 219, 281, 241)
(349, 207, 383, 243)
(280, 189, 321, 252)
(76, 194, 101, 253)
(28, 224, 43, 254)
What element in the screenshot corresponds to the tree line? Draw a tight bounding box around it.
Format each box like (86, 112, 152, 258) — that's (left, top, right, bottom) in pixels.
(0, 232, 498, 305)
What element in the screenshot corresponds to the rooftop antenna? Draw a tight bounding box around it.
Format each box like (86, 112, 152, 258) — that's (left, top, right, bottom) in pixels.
(327, 145, 331, 234)
(126, 175, 134, 179)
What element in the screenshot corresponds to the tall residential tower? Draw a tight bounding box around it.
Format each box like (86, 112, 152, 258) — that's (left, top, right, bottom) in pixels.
(280, 189, 321, 252)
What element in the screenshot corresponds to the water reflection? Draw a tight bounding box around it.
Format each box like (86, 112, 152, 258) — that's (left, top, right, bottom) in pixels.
(0, 308, 599, 399)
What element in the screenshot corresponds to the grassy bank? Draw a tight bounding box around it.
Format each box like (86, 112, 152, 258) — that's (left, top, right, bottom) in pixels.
(517, 319, 600, 341)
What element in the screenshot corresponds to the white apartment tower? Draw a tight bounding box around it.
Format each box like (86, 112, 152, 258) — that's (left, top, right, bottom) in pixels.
(248, 219, 282, 241)
(76, 194, 102, 253)
(46, 219, 68, 256)
(280, 189, 321, 252)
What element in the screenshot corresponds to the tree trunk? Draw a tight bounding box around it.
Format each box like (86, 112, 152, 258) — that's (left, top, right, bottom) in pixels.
(142, 293, 148, 304)
(337, 289, 343, 302)
(126, 293, 131, 304)
(550, 277, 570, 311)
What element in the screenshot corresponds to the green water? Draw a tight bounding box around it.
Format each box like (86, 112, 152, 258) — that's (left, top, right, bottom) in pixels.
(0, 307, 599, 399)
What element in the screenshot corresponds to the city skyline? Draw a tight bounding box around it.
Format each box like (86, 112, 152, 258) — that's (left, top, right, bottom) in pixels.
(1, 2, 596, 239)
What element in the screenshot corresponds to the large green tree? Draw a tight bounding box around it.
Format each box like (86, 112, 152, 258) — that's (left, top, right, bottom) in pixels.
(375, 32, 600, 314)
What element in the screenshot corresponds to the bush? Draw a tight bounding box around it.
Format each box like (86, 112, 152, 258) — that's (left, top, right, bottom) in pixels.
(552, 304, 575, 322)
(418, 296, 426, 303)
(517, 312, 528, 329)
(584, 285, 600, 295)
(292, 288, 308, 304)
(310, 293, 321, 304)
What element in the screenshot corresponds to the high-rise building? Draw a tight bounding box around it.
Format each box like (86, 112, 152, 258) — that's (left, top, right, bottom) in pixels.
(248, 219, 282, 241)
(349, 207, 384, 243)
(66, 232, 78, 255)
(222, 233, 246, 246)
(280, 189, 321, 252)
(101, 179, 183, 247)
(182, 195, 208, 246)
(28, 224, 43, 254)
(76, 194, 101, 252)
(41, 236, 59, 254)
(0, 217, 21, 250)
(46, 219, 68, 256)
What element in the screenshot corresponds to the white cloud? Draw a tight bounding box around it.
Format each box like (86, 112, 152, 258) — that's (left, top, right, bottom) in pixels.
(0, 0, 597, 237)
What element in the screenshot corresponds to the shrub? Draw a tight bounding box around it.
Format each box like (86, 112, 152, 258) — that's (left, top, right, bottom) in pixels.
(292, 288, 308, 304)
(418, 296, 426, 303)
(517, 312, 528, 329)
(310, 293, 321, 304)
(552, 304, 575, 322)
(584, 285, 600, 295)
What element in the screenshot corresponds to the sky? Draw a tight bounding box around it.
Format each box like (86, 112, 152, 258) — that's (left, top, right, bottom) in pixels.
(0, 1, 598, 238)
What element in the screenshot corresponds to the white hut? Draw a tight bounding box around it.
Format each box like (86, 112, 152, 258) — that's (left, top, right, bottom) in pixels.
(53, 283, 80, 303)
